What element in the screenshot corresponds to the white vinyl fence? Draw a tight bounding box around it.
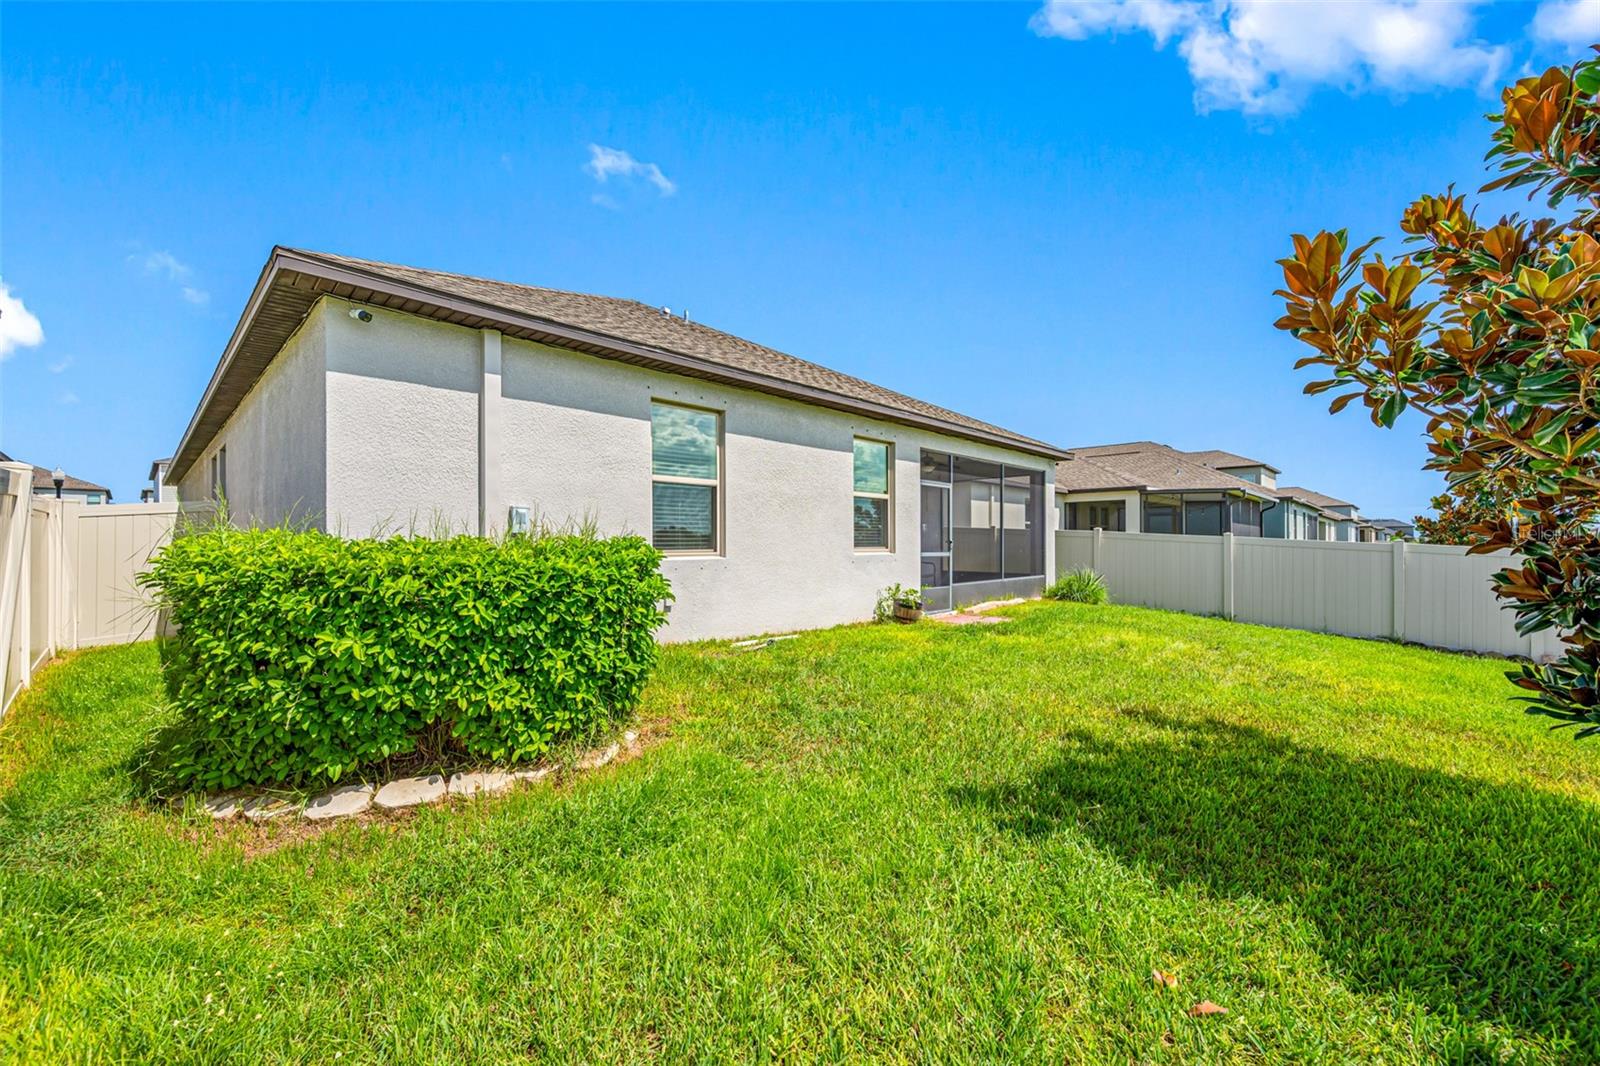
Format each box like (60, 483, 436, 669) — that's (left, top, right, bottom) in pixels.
(1057, 528, 1564, 660)
(0, 461, 180, 718)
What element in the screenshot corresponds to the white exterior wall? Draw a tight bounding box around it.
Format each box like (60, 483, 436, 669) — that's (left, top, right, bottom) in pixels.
(176, 305, 328, 526)
(316, 300, 1055, 642)
(1056, 490, 1143, 533)
(323, 304, 480, 535)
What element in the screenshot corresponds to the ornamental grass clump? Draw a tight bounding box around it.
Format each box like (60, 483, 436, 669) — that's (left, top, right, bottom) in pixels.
(1045, 568, 1109, 605)
(139, 527, 671, 790)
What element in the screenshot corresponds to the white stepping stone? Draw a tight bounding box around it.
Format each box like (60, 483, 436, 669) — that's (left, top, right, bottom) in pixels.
(577, 743, 620, 770)
(203, 792, 245, 820)
(373, 774, 446, 810)
(512, 765, 558, 783)
(303, 783, 374, 820)
(240, 796, 295, 822)
(447, 770, 513, 797)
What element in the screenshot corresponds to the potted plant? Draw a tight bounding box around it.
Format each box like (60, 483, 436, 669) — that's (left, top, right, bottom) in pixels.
(891, 584, 923, 623)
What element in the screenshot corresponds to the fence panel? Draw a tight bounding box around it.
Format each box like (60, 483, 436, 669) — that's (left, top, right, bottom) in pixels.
(1057, 529, 1539, 659)
(1403, 542, 1526, 657)
(1093, 530, 1225, 618)
(1235, 538, 1394, 640)
(69, 502, 178, 647)
(0, 461, 180, 719)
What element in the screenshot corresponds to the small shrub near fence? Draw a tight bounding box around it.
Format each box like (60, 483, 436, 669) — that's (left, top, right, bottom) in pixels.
(140, 528, 672, 790)
(1045, 568, 1109, 605)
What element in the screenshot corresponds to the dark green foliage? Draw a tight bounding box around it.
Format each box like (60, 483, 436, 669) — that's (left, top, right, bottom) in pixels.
(139, 528, 671, 789)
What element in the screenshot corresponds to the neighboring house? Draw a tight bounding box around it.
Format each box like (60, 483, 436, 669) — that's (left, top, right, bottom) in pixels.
(1368, 517, 1415, 540)
(1054, 442, 1276, 535)
(164, 247, 1066, 640)
(1184, 449, 1280, 490)
(0, 451, 112, 504)
(1264, 486, 1341, 541)
(1275, 485, 1363, 542)
(1058, 441, 1386, 543)
(145, 458, 174, 503)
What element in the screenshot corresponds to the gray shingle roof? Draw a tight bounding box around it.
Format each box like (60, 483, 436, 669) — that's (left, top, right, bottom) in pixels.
(1275, 485, 1355, 510)
(170, 247, 1068, 479)
(1183, 449, 1281, 474)
(1056, 442, 1275, 499)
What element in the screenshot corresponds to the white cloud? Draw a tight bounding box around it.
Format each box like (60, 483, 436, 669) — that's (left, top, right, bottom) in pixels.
(134, 249, 192, 281)
(0, 280, 45, 361)
(1532, 0, 1600, 46)
(1031, 0, 1508, 114)
(48, 356, 72, 374)
(57, 390, 79, 406)
(585, 144, 677, 196)
(129, 248, 209, 306)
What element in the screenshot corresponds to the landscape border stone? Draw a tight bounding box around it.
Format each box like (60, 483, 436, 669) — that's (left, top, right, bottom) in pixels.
(204, 730, 640, 825)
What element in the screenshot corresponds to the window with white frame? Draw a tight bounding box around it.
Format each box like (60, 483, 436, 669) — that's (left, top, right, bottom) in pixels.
(651, 402, 720, 553)
(852, 438, 892, 550)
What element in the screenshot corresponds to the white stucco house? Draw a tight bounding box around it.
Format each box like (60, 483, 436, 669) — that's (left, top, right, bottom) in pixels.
(166, 248, 1066, 641)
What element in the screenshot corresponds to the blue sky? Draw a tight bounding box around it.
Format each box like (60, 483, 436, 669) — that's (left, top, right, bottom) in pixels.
(2, 1, 1597, 518)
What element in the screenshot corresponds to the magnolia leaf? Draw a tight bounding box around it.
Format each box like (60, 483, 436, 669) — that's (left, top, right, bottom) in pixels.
(1328, 392, 1363, 415)
(1152, 969, 1179, 990)
(1377, 391, 1408, 426)
(1189, 1001, 1228, 1017)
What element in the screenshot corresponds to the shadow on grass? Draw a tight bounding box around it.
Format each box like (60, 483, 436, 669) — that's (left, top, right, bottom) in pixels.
(954, 714, 1600, 1051)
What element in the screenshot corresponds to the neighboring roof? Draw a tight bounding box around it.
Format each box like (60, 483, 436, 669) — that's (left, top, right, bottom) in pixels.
(1183, 449, 1281, 474)
(148, 457, 172, 481)
(1055, 441, 1276, 500)
(170, 247, 1069, 481)
(1276, 485, 1356, 511)
(1368, 517, 1415, 531)
(0, 452, 111, 497)
(1053, 453, 1146, 492)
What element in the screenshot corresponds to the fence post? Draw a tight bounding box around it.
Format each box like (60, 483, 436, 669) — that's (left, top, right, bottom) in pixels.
(1092, 526, 1102, 572)
(15, 505, 31, 690)
(1221, 532, 1235, 620)
(0, 463, 32, 717)
(1391, 539, 1407, 642)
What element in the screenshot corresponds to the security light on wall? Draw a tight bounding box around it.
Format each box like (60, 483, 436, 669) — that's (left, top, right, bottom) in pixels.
(348, 308, 373, 322)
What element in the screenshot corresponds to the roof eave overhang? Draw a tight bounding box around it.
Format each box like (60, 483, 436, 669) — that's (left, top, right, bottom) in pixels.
(170, 249, 1069, 482)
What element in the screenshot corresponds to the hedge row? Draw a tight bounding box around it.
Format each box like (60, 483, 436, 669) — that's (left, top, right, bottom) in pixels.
(140, 528, 672, 789)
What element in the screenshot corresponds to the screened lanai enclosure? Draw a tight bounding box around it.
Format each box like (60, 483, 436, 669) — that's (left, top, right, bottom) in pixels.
(919, 449, 1047, 613)
(1141, 492, 1264, 537)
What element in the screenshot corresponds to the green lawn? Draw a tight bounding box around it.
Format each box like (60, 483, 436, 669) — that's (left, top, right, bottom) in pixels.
(2, 603, 1597, 1063)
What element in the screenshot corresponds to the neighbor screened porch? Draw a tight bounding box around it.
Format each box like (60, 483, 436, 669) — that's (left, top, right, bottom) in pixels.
(1141, 492, 1264, 537)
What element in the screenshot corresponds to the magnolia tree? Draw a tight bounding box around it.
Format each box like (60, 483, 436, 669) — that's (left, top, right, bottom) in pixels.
(1413, 482, 1522, 546)
(1274, 57, 1600, 736)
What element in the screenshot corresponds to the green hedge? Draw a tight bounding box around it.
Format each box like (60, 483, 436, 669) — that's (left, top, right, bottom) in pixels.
(140, 528, 671, 789)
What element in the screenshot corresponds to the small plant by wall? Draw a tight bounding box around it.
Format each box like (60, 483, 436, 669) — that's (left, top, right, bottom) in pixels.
(139, 527, 671, 790)
(1045, 568, 1109, 605)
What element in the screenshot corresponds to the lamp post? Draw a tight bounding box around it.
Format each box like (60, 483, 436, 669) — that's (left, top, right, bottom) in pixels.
(51, 467, 64, 499)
